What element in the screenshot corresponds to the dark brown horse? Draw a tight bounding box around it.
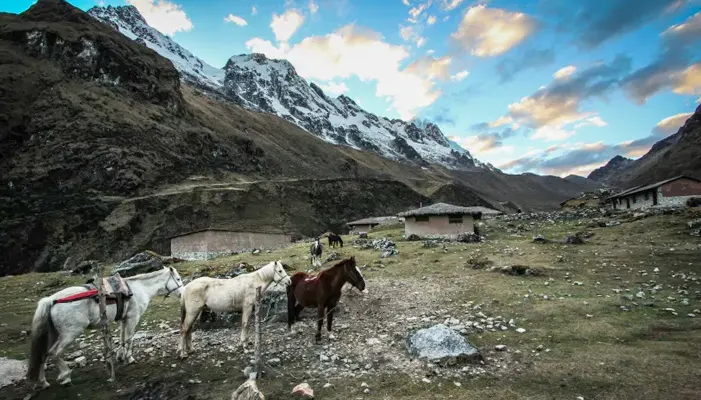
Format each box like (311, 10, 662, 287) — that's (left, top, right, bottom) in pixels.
(287, 256, 367, 342)
(328, 233, 343, 248)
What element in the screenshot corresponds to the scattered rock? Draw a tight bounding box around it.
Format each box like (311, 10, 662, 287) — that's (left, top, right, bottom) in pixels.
(496, 265, 543, 276)
(532, 234, 549, 244)
(407, 234, 421, 241)
(465, 256, 494, 270)
(495, 345, 508, 352)
(456, 232, 481, 243)
(71, 260, 97, 275)
(326, 252, 339, 262)
(563, 235, 585, 245)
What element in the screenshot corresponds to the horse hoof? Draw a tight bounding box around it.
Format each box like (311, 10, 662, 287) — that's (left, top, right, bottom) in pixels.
(59, 378, 72, 387)
(34, 380, 50, 391)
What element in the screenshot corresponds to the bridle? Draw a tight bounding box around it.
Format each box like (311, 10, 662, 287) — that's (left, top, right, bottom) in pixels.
(163, 268, 183, 299)
(269, 264, 289, 288)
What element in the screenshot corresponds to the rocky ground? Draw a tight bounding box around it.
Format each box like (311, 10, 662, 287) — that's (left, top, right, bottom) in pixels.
(1, 207, 701, 399)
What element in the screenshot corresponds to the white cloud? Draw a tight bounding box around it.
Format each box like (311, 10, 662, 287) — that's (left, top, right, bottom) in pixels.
(554, 65, 576, 80)
(309, 0, 319, 14)
(441, 0, 463, 11)
(402, 0, 411, 6)
(450, 70, 469, 81)
(399, 25, 426, 47)
(574, 116, 607, 128)
(653, 112, 693, 135)
(427, 15, 437, 25)
(224, 14, 248, 27)
(451, 5, 537, 57)
(252, 6, 258, 16)
(318, 81, 349, 95)
(271, 9, 305, 42)
(246, 25, 452, 119)
(127, 0, 193, 36)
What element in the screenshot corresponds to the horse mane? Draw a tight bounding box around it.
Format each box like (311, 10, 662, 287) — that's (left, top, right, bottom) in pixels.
(124, 267, 169, 281)
(319, 257, 354, 276)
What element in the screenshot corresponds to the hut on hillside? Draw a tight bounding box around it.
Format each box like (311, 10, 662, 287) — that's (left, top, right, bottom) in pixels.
(605, 175, 701, 210)
(170, 229, 292, 260)
(397, 203, 500, 238)
(346, 216, 400, 234)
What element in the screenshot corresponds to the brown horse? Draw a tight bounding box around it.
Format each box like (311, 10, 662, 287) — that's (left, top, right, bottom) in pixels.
(287, 256, 367, 342)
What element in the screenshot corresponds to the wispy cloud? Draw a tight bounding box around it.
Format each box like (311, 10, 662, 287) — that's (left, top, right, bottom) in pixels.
(450, 70, 469, 81)
(495, 48, 555, 82)
(224, 14, 247, 27)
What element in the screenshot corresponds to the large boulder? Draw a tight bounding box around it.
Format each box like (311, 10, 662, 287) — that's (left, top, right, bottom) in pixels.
(113, 251, 164, 277)
(406, 324, 481, 366)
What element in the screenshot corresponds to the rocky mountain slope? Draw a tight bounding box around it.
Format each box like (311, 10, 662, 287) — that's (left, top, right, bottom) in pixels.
(587, 156, 634, 183)
(590, 107, 700, 188)
(0, 0, 602, 276)
(87, 5, 483, 170)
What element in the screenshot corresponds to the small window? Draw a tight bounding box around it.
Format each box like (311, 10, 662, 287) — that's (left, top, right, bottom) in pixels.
(414, 215, 429, 222)
(448, 214, 463, 224)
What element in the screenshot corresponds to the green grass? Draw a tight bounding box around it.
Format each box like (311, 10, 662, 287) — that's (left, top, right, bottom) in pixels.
(2, 213, 701, 399)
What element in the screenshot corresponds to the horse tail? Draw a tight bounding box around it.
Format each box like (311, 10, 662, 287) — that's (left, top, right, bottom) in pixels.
(27, 298, 55, 382)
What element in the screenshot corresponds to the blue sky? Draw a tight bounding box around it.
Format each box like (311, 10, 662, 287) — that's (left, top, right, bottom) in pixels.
(4, 0, 701, 177)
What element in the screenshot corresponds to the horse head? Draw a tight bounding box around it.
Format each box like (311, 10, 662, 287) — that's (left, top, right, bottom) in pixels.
(164, 266, 185, 298)
(273, 260, 292, 287)
(343, 256, 368, 294)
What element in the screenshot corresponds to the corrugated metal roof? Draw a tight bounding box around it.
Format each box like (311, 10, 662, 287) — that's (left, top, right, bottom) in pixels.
(608, 175, 700, 199)
(346, 216, 397, 226)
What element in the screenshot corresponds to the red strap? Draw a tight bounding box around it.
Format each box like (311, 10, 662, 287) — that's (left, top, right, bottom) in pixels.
(55, 289, 98, 304)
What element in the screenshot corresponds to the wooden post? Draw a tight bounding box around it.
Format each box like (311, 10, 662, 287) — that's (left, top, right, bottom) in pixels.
(254, 286, 262, 380)
(96, 267, 115, 382)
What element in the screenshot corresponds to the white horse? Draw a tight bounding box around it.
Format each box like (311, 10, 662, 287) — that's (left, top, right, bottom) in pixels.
(310, 238, 323, 268)
(178, 260, 291, 358)
(27, 266, 184, 390)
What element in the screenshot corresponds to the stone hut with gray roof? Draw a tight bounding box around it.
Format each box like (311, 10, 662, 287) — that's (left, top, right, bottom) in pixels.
(397, 203, 500, 238)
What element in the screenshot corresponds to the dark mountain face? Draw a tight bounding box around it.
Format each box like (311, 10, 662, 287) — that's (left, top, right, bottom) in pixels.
(597, 106, 701, 187)
(587, 155, 634, 183)
(0, 0, 603, 276)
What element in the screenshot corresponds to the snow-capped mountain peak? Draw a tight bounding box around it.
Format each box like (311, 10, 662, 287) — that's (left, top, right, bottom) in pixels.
(87, 5, 486, 170)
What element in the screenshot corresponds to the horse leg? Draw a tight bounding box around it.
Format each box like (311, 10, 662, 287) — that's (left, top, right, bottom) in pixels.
(122, 316, 140, 364)
(315, 305, 324, 343)
(327, 301, 337, 332)
(179, 302, 203, 359)
(36, 328, 57, 390)
(116, 320, 127, 362)
(48, 327, 82, 386)
(240, 302, 254, 349)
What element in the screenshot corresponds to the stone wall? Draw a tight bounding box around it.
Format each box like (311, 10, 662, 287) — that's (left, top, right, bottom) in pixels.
(404, 215, 474, 238)
(349, 224, 375, 234)
(171, 230, 292, 260)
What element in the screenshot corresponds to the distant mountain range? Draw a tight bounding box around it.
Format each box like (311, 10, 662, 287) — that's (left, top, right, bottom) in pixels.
(588, 105, 701, 187)
(88, 5, 490, 171)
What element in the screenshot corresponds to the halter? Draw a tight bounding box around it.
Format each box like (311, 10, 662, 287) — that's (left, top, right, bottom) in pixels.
(163, 268, 182, 299)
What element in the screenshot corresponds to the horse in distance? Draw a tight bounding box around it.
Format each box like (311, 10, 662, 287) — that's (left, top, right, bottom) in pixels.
(328, 233, 343, 248)
(27, 266, 185, 390)
(287, 256, 367, 342)
(310, 238, 323, 268)
(178, 260, 291, 358)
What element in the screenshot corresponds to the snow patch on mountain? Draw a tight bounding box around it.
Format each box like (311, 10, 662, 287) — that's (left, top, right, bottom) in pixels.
(87, 5, 487, 170)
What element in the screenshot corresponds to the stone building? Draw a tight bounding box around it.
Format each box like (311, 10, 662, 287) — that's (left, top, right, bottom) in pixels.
(170, 229, 292, 260)
(606, 175, 701, 210)
(346, 216, 400, 234)
(397, 203, 498, 238)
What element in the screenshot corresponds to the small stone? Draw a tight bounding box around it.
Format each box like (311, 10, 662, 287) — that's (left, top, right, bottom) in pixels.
(361, 382, 368, 388)
(688, 313, 696, 318)
(515, 328, 526, 333)
(74, 356, 87, 367)
(495, 345, 508, 351)
(422, 378, 431, 383)
(268, 358, 281, 366)
(323, 383, 332, 388)
(364, 388, 370, 394)
(292, 382, 314, 398)
(454, 381, 462, 387)
(366, 338, 381, 346)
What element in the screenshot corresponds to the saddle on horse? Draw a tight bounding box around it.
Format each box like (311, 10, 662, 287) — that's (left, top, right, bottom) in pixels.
(53, 274, 133, 321)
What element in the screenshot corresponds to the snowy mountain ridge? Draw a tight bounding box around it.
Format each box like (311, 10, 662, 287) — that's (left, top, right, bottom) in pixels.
(87, 5, 487, 170)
